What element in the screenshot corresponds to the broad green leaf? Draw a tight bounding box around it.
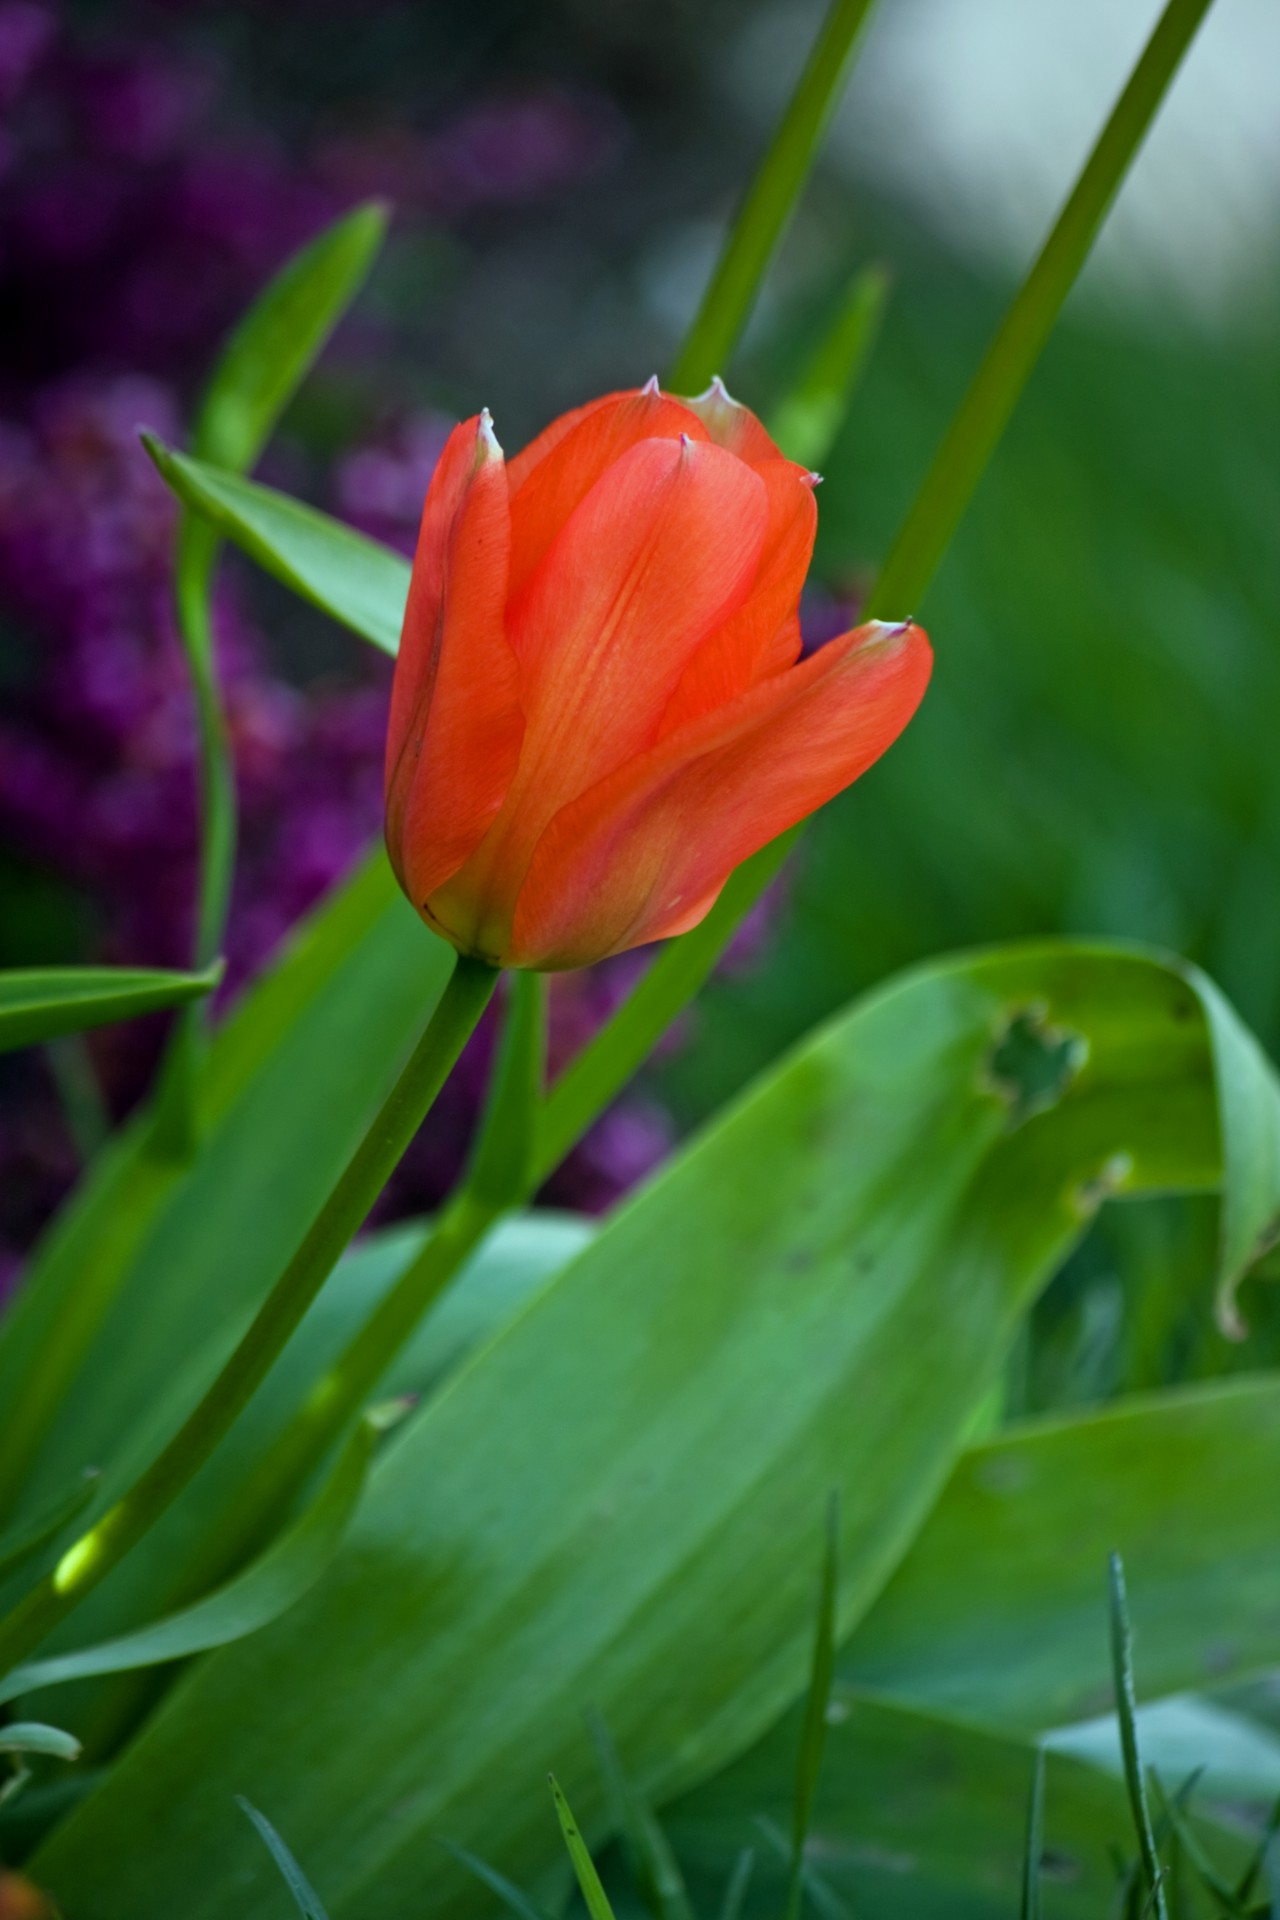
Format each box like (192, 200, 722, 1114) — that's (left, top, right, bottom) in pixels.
(0, 964, 220, 1055)
(191, 202, 388, 479)
(842, 1376, 1280, 1731)
(659, 1687, 1246, 1920)
(1050, 1698, 1280, 1808)
(0, 852, 449, 1531)
(31, 1211, 593, 1699)
(32, 943, 1280, 1917)
(0, 1411, 383, 1709)
(148, 442, 408, 658)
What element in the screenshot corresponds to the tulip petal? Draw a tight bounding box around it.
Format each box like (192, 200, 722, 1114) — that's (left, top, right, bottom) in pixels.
(658, 458, 816, 737)
(384, 413, 523, 906)
(427, 435, 769, 959)
(512, 620, 932, 969)
(679, 376, 787, 468)
(507, 386, 706, 603)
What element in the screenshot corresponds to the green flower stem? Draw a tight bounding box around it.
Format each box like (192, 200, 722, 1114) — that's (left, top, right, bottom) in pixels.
(564, 0, 1215, 1169)
(148, 534, 235, 1157)
(667, 0, 881, 393)
(535, 833, 794, 1184)
(0, 955, 496, 1680)
(85, 0, 1217, 1630)
(866, 0, 1214, 622)
(184, 1189, 500, 1594)
(182, 844, 795, 1577)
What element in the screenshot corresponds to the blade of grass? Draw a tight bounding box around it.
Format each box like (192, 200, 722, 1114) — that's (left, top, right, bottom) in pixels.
(755, 1815, 849, 1920)
(669, 0, 880, 392)
(786, 1494, 840, 1920)
(1110, 1551, 1169, 1920)
(718, 1848, 756, 1920)
(549, 1774, 618, 1920)
(1021, 1748, 1046, 1920)
(587, 1709, 693, 1920)
(1151, 1771, 1243, 1917)
(237, 1797, 330, 1919)
(1235, 1789, 1280, 1909)
(435, 1838, 555, 1920)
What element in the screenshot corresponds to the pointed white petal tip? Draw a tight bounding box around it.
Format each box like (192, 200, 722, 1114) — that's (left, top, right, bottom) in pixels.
(694, 373, 737, 406)
(804, 470, 823, 488)
(477, 407, 503, 458)
(679, 431, 694, 450)
(869, 618, 914, 641)
(641, 373, 661, 397)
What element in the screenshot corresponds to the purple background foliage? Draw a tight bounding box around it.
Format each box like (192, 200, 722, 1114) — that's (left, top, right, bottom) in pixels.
(0, 0, 763, 1276)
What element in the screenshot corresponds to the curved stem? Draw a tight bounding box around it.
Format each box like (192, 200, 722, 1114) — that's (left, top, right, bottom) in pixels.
(0, 954, 496, 1679)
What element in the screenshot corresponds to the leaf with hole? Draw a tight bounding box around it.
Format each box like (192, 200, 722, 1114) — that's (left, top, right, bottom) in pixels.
(30, 943, 1280, 1918)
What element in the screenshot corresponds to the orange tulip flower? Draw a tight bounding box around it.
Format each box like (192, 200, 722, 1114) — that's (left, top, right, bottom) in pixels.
(385, 378, 931, 970)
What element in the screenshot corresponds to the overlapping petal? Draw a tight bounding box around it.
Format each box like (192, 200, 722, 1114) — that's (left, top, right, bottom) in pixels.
(507, 384, 706, 602)
(679, 375, 788, 467)
(386, 380, 933, 971)
(510, 621, 933, 969)
(384, 413, 523, 907)
(428, 433, 769, 959)
(658, 458, 816, 737)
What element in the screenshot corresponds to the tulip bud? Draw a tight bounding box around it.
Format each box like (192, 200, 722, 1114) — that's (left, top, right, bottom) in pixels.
(385, 381, 931, 970)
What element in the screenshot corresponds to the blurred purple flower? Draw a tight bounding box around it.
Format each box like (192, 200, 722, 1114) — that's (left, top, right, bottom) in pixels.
(0, 0, 773, 1272)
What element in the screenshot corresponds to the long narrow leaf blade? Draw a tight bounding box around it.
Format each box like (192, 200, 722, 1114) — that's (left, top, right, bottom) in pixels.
(587, 1710, 692, 1920)
(194, 201, 388, 475)
(1110, 1552, 1169, 1920)
(0, 964, 221, 1056)
(435, 1839, 553, 1920)
(867, 0, 1213, 619)
(1021, 1748, 1045, 1920)
(549, 1775, 618, 1920)
(238, 1798, 331, 1920)
(669, 0, 879, 389)
(768, 262, 890, 469)
(786, 1495, 839, 1920)
(147, 441, 408, 658)
(0, 1411, 384, 1706)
